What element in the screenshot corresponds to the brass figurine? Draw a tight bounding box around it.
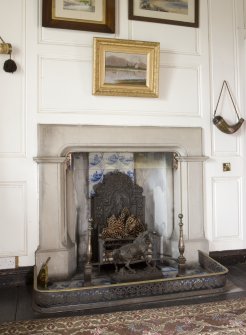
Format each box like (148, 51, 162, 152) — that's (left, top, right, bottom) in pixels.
(37, 257, 51, 288)
(112, 231, 151, 273)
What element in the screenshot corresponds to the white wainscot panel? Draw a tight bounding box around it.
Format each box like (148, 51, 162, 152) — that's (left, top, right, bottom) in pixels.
(0, 183, 26, 256)
(209, 0, 237, 79)
(40, 27, 115, 47)
(212, 128, 240, 156)
(40, 57, 90, 111)
(159, 65, 200, 116)
(209, 0, 241, 156)
(0, 77, 24, 155)
(131, 22, 199, 55)
(40, 57, 200, 117)
(212, 177, 242, 240)
(0, 0, 25, 156)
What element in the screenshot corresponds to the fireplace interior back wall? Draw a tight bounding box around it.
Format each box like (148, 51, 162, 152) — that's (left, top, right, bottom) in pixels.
(70, 151, 174, 270)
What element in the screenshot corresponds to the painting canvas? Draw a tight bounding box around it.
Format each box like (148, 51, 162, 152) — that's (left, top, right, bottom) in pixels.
(93, 38, 160, 98)
(129, 0, 199, 28)
(138, 0, 189, 14)
(104, 52, 147, 86)
(63, 0, 95, 12)
(55, 0, 101, 22)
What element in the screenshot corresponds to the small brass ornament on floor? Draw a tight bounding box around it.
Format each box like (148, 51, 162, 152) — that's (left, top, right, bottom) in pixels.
(213, 80, 244, 134)
(37, 257, 51, 289)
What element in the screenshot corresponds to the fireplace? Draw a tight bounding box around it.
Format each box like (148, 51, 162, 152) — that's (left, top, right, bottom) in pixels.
(32, 125, 230, 312)
(34, 125, 209, 280)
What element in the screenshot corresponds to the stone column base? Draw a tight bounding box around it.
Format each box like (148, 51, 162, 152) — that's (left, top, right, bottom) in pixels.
(35, 244, 76, 281)
(170, 238, 209, 263)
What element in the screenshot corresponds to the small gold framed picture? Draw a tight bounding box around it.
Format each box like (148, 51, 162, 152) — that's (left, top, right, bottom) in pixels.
(93, 37, 160, 98)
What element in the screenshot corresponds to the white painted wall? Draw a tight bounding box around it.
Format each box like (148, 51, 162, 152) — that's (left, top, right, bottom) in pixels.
(0, 0, 245, 268)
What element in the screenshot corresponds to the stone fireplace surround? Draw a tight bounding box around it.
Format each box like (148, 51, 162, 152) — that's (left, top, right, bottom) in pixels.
(34, 125, 208, 280)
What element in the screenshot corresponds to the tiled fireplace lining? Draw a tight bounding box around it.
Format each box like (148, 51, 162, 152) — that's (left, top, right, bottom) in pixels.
(34, 125, 208, 280)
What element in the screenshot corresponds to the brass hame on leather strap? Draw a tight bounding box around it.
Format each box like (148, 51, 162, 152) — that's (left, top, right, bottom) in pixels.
(213, 80, 244, 134)
(0, 35, 17, 73)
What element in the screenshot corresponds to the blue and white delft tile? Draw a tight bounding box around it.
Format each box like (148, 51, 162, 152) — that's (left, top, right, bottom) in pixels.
(88, 152, 134, 196)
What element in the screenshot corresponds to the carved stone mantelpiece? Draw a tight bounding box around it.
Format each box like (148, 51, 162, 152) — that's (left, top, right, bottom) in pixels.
(34, 125, 209, 280)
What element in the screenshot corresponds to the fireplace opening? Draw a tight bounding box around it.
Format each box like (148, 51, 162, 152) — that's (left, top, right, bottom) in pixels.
(69, 151, 175, 281)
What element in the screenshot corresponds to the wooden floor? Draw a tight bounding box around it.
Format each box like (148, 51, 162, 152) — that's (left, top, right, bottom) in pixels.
(0, 263, 246, 324)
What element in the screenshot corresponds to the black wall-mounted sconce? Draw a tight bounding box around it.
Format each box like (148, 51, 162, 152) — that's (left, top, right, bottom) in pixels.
(0, 36, 17, 73)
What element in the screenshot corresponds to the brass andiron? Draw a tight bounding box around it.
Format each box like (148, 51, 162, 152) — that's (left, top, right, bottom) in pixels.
(84, 218, 93, 285)
(177, 214, 186, 276)
(37, 257, 51, 289)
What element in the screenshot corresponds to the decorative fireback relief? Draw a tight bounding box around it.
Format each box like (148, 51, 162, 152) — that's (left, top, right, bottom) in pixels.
(91, 171, 147, 263)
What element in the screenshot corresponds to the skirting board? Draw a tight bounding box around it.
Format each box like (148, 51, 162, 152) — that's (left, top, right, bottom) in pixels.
(209, 250, 246, 266)
(0, 266, 33, 288)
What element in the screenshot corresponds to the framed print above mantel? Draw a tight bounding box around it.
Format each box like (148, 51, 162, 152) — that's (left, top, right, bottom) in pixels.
(128, 0, 199, 28)
(42, 0, 115, 33)
(93, 37, 160, 98)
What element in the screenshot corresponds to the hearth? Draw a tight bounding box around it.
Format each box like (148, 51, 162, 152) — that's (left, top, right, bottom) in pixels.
(33, 125, 224, 311)
(33, 251, 228, 313)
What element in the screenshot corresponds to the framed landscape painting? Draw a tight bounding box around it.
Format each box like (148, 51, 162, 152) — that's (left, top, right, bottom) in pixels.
(42, 0, 115, 33)
(93, 38, 160, 98)
(128, 0, 199, 28)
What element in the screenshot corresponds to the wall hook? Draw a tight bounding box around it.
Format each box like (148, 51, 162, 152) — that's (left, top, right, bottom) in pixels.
(0, 35, 17, 73)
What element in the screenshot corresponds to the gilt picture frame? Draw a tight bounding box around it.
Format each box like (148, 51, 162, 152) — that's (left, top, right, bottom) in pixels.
(93, 38, 160, 98)
(42, 0, 115, 33)
(128, 0, 199, 28)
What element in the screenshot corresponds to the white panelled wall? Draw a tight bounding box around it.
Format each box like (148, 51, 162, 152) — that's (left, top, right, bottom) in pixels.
(0, 0, 245, 268)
